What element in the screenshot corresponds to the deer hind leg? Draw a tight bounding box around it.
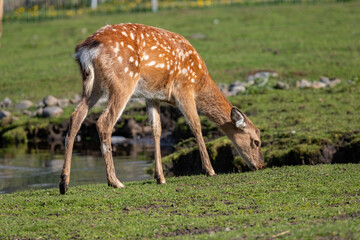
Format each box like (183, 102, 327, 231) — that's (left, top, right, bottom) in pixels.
(176, 94, 216, 176)
(146, 100, 166, 184)
(59, 92, 101, 194)
(96, 84, 136, 188)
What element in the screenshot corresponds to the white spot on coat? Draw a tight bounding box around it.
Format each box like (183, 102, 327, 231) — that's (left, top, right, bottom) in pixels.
(156, 63, 165, 68)
(124, 67, 129, 73)
(147, 61, 156, 66)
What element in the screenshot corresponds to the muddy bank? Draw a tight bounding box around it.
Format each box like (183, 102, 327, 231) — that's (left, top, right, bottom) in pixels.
(1, 103, 359, 176)
(160, 132, 360, 177)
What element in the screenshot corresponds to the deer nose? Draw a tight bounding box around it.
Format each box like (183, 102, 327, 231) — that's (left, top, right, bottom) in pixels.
(256, 163, 265, 170)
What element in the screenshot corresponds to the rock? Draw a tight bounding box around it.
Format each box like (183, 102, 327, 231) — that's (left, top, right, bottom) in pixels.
(43, 95, 58, 107)
(274, 81, 289, 90)
(311, 82, 327, 89)
(227, 81, 247, 96)
(111, 136, 128, 144)
(32, 108, 43, 117)
(246, 70, 278, 84)
(217, 83, 230, 96)
(229, 85, 246, 95)
(0, 110, 11, 119)
(320, 76, 330, 84)
(70, 94, 81, 104)
(189, 33, 206, 40)
(98, 96, 108, 105)
(296, 79, 312, 89)
(36, 100, 45, 108)
(57, 98, 70, 108)
(3, 97, 12, 108)
(16, 100, 33, 109)
(43, 106, 63, 118)
(328, 78, 341, 88)
(22, 110, 32, 116)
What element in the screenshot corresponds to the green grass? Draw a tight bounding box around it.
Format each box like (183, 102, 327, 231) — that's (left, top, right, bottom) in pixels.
(1, 1, 360, 102)
(0, 164, 359, 239)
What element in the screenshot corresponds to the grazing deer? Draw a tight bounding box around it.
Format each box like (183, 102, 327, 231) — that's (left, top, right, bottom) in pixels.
(59, 23, 264, 194)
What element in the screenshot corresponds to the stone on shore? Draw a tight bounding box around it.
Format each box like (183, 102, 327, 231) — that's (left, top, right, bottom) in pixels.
(15, 100, 33, 110)
(43, 106, 63, 118)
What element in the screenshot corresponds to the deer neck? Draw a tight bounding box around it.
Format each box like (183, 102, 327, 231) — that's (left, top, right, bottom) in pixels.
(196, 75, 233, 127)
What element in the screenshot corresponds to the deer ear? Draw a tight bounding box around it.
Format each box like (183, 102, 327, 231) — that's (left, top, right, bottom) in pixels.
(231, 107, 246, 129)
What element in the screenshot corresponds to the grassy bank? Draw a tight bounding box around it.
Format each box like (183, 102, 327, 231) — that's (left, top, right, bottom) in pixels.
(0, 164, 359, 239)
(1, 1, 360, 102)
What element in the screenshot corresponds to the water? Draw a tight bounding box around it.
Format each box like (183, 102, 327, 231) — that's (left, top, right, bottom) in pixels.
(0, 141, 165, 194)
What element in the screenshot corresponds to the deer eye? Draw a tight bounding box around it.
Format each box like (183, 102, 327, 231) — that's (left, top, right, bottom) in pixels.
(254, 140, 260, 147)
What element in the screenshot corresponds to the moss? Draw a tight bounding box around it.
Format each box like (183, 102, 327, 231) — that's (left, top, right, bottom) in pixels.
(2, 127, 28, 144)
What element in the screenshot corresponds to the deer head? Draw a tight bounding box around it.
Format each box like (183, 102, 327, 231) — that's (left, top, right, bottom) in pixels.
(228, 107, 265, 170)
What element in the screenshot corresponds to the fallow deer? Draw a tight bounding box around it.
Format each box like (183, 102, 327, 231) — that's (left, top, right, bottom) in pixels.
(59, 23, 264, 194)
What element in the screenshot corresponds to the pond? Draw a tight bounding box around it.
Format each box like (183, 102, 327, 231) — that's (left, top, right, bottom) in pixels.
(0, 138, 172, 194)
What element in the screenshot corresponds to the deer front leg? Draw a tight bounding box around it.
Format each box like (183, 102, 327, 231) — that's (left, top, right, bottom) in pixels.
(60, 99, 90, 194)
(146, 100, 166, 184)
(177, 95, 216, 176)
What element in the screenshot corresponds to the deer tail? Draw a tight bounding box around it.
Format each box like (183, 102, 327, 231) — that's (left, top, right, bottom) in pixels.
(74, 43, 101, 98)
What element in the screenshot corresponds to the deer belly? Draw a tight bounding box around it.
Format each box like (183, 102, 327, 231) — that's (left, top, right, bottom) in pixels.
(132, 85, 167, 101)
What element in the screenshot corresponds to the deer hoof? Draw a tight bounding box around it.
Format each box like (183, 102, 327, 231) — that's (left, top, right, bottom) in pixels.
(59, 182, 68, 195)
(206, 171, 217, 177)
(156, 178, 166, 184)
(108, 179, 125, 189)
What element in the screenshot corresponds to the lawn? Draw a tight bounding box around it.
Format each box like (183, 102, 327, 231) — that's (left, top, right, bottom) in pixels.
(1, 1, 360, 102)
(0, 164, 359, 239)
(0, 3, 359, 238)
